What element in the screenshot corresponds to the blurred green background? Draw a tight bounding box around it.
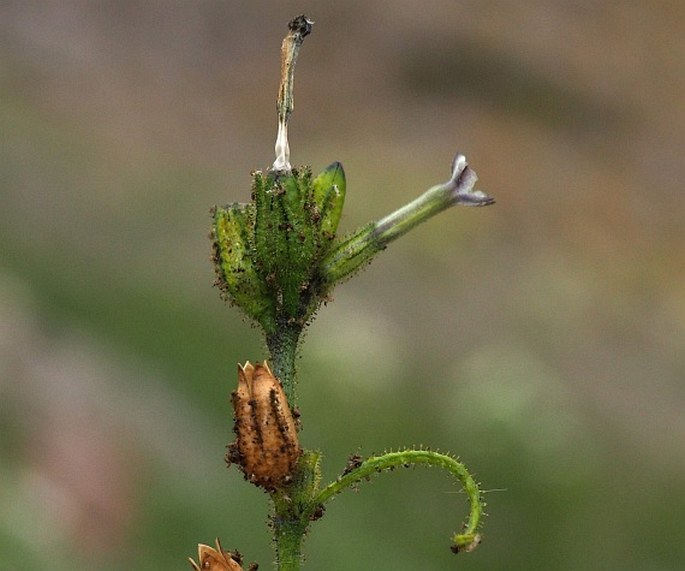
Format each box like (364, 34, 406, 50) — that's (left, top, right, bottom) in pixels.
(1, 2, 684, 569)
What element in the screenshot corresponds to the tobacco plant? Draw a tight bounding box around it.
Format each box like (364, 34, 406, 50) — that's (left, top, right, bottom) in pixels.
(189, 15, 494, 571)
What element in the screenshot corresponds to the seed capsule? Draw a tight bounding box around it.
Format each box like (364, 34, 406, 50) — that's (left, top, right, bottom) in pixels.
(188, 538, 244, 571)
(227, 361, 301, 490)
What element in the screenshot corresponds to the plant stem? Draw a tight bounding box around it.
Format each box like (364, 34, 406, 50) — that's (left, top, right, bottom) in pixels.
(308, 449, 484, 552)
(272, 509, 307, 571)
(274, 537, 304, 571)
(266, 321, 303, 405)
(266, 323, 304, 571)
(270, 449, 323, 571)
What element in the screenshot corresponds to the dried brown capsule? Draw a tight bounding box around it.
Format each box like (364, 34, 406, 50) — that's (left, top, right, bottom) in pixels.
(227, 361, 301, 490)
(188, 538, 244, 571)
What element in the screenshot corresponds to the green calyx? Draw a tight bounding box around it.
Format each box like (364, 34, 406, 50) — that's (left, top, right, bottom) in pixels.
(211, 162, 346, 335)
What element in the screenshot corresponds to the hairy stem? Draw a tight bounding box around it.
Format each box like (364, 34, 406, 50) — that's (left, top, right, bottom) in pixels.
(265, 322, 302, 405)
(272, 513, 307, 571)
(307, 449, 484, 552)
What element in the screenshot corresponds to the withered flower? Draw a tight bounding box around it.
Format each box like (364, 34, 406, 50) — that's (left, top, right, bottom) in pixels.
(188, 538, 244, 571)
(227, 361, 301, 490)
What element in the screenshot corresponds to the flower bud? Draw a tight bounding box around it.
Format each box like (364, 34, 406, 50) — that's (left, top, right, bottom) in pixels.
(227, 361, 301, 490)
(188, 538, 244, 571)
(311, 161, 346, 239)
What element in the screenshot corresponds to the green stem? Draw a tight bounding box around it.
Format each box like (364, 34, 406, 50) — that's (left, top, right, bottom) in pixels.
(270, 451, 321, 571)
(272, 511, 307, 571)
(266, 322, 303, 405)
(307, 449, 484, 553)
(267, 324, 305, 571)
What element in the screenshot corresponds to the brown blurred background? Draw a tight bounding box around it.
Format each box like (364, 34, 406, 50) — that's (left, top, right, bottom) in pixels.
(1, 1, 684, 570)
